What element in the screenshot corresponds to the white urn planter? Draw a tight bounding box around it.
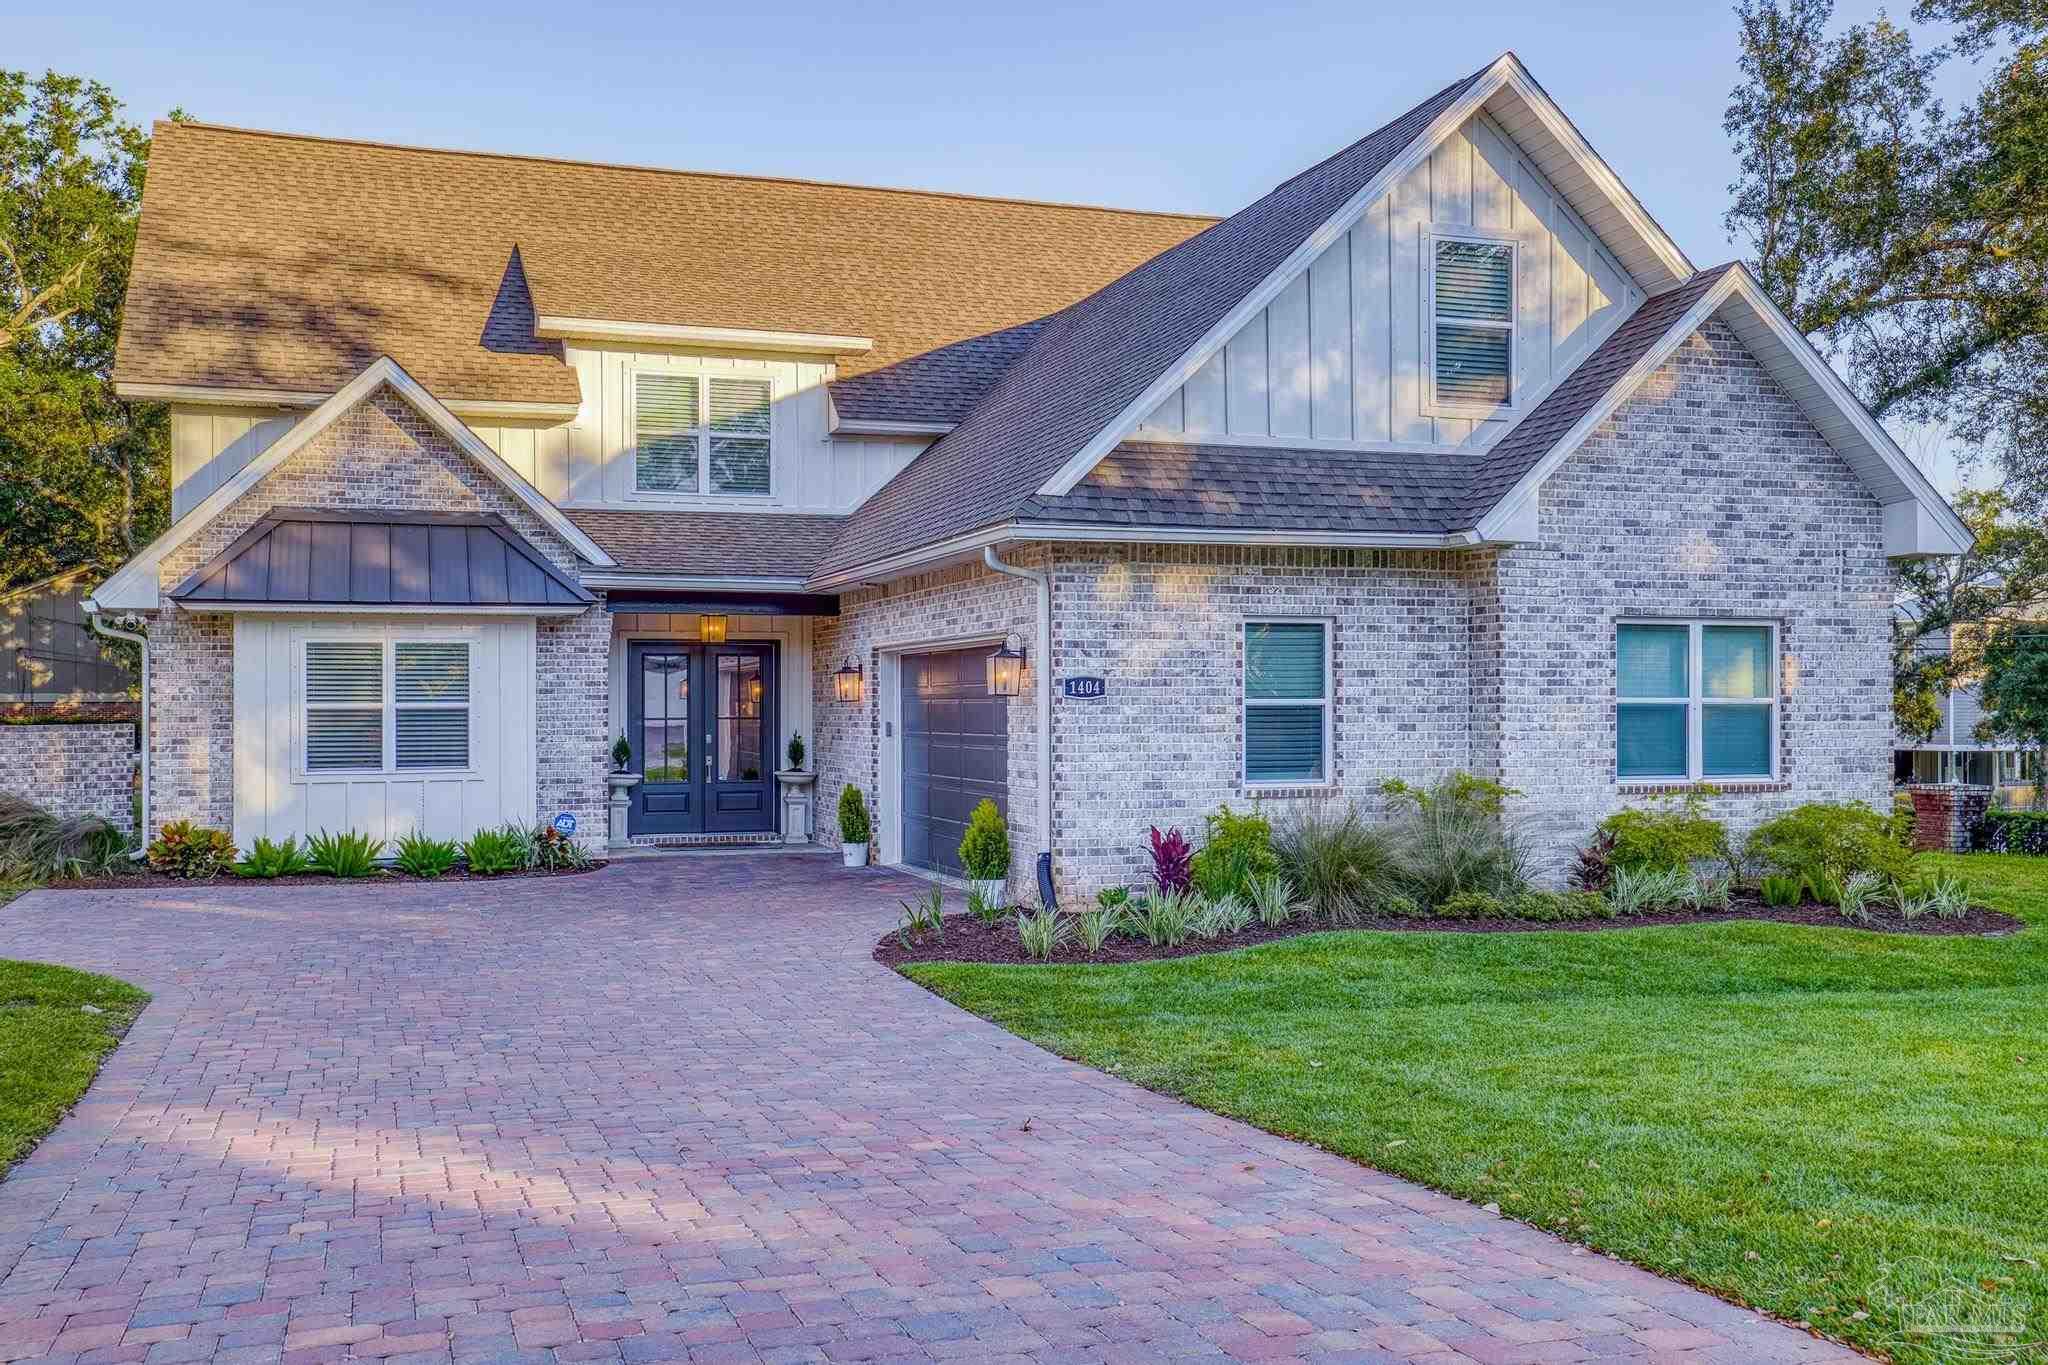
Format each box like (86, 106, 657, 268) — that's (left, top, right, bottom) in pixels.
(841, 841, 869, 868)
(968, 877, 1008, 908)
(605, 771, 642, 851)
(775, 769, 817, 845)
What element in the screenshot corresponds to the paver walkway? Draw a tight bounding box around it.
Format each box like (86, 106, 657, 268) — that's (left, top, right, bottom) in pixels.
(0, 853, 1855, 1363)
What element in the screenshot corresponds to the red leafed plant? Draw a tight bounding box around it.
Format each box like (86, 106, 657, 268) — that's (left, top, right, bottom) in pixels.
(1148, 825, 1193, 894)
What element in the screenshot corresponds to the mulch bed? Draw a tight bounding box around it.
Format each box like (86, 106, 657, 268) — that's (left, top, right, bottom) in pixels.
(41, 862, 607, 891)
(876, 896, 2025, 967)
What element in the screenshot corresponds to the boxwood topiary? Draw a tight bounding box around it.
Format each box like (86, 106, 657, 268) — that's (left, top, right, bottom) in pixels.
(956, 798, 1010, 880)
(837, 784, 871, 845)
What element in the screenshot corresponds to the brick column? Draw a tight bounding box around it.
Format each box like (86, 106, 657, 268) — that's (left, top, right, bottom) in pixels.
(1904, 784, 1993, 852)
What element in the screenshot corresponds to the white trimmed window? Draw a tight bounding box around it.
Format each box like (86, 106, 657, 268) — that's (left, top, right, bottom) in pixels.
(1428, 232, 1516, 412)
(304, 638, 471, 773)
(1617, 621, 1777, 781)
(1243, 622, 1330, 784)
(633, 372, 772, 496)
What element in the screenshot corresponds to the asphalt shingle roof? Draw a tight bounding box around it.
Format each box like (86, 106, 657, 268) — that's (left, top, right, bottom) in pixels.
(813, 66, 1488, 580)
(116, 123, 1212, 418)
(566, 509, 846, 579)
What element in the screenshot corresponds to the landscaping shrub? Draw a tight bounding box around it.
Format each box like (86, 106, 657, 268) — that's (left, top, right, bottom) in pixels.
(1015, 907, 1068, 961)
(1073, 902, 1124, 954)
(1193, 893, 1253, 938)
(1760, 873, 1804, 907)
(1129, 889, 1199, 946)
(0, 794, 129, 881)
(1890, 789, 1916, 848)
(1147, 826, 1193, 894)
(1978, 808, 2048, 855)
(1596, 791, 1729, 875)
(1246, 873, 1299, 927)
(837, 785, 871, 846)
(145, 820, 235, 879)
(234, 835, 311, 878)
(1507, 890, 1615, 922)
(1433, 890, 1506, 920)
(1189, 804, 1277, 900)
(1570, 829, 1616, 894)
(1383, 772, 1530, 907)
(1608, 865, 1693, 916)
(1096, 885, 1131, 909)
(1381, 893, 1425, 918)
(1837, 870, 1885, 922)
(896, 888, 944, 946)
(1684, 872, 1734, 912)
(307, 829, 383, 878)
(393, 831, 460, 878)
(966, 888, 1002, 927)
(1273, 804, 1402, 923)
(532, 824, 589, 870)
(1744, 801, 1912, 886)
(462, 825, 532, 875)
(957, 799, 1010, 880)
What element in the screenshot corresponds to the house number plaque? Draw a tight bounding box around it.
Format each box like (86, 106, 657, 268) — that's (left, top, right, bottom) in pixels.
(1060, 676, 1108, 700)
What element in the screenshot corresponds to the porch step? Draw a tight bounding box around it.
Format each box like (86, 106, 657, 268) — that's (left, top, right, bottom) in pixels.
(626, 831, 786, 849)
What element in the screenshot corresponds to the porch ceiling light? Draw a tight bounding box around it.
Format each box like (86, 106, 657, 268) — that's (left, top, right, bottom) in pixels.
(834, 658, 864, 703)
(698, 613, 728, 644)
(986, 633, 1026, 698)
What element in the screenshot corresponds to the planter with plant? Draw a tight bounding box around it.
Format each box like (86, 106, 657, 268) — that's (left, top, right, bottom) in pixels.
(957, 798, 1011, 906)
(784, 731, 806, 772)
(610, 731, 633, 773)
(838, 784, 871, 867)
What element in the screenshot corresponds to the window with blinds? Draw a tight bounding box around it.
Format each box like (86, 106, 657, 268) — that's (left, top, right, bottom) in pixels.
(1617, 621, 1776, 781)
(1431, 237, 1514, 408)
(634, 371, 772, 496)
(1244, 622, 1329, 784)
(302, 638, 472, 773)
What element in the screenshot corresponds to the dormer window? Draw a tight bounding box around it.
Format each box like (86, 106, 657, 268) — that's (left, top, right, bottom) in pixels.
(1428, 233, 1516, 413)
(633, 371, 772, 496)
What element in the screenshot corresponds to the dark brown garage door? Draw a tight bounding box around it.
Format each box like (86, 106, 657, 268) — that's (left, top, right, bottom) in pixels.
(902, 647, 1009, 875)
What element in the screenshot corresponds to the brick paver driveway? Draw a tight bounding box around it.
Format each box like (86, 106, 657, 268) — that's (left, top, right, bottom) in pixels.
(0, 854, 1854, 1364)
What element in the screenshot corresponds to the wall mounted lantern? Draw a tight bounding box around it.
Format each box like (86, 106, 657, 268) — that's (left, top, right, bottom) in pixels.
(986, 633, 1027, 698)
(698, 613, 728, 644)
(834, 659, 864, 703)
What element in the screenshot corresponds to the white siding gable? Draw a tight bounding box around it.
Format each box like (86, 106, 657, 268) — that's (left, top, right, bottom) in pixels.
(1138, 112, 1644, 450)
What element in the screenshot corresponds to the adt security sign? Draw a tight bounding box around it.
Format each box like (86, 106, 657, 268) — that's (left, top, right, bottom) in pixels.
(1061, 676, 1107, 700)
(552, 812, 577, 836)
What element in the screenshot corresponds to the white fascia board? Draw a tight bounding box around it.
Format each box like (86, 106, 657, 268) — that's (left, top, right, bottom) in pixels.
(581, 572, 812, 592)
(92, 356, 616, 611)
(116, 380, 578, 421)
(535, 315, 874, 354)
(1034, 51, 1700, 502)
(828, 417, 957, 438)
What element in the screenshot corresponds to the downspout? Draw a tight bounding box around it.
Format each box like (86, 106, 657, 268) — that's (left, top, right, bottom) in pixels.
(86, 606, 149, 859)
(983, 546, 1055, 908)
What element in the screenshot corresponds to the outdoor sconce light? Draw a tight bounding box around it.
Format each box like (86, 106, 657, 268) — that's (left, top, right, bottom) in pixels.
(834, 659, 864, 703)
(986, 633, 1026, 698)
(698, 613, 728, 644)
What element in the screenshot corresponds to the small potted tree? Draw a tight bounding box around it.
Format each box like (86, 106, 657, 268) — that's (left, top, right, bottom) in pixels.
(957, 798, 1011, 907)
(605, 731, 641, 850)
(776, 731, 817, 844)
(837, 784, 871, 867)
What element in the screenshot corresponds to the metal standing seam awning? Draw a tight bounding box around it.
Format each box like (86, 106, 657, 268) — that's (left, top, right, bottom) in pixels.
(168, 508, 595, 612)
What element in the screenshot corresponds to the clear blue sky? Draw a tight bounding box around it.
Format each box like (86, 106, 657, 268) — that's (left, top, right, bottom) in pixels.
(13, 0, 1984, 487)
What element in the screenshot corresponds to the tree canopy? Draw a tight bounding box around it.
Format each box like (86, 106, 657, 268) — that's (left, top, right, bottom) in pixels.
(0, 70, 168, 592)
(1726, 0, 2048, 509)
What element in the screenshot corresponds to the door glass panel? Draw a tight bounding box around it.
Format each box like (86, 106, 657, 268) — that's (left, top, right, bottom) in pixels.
(642, 653, 689, 781)
(717, 654, 764, 781)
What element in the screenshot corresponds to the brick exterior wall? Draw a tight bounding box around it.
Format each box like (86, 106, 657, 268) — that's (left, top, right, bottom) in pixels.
(820, 321, 1898, 900)
(0, 723, 136, 833)
(811, 556, 1040, 890)
(142, 386, 610, 846)
(1904, 784, 1991, 853)
(1478, 320, 1897, 877)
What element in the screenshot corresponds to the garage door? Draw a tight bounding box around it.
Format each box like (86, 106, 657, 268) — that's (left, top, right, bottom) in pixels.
(902, 647, 1009, 875)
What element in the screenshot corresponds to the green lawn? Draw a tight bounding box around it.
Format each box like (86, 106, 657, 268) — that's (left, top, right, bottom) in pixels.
(0, 957, 148, 1176)
(906, 853, 2048, 1363)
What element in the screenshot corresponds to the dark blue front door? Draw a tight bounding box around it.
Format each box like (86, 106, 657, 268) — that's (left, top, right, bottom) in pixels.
(627, 642, 776, 836)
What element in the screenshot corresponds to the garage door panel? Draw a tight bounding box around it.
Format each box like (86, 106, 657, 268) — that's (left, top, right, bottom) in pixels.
(900, 645, 1010, 876)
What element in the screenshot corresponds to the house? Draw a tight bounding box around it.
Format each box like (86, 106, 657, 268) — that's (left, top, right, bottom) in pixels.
(91, 53, 1970, 892)
(1895, 624, 2032, 791)
(2, 568, 138, 711)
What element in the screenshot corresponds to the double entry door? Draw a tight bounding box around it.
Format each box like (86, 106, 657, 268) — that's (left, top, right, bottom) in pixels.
(628, 641, 776, 836)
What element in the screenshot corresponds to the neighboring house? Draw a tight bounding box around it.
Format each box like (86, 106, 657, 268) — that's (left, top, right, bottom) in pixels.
(92, 53, 1970, 890)
(1895, 626, 2031, 790)
(1, 568, 137, 707)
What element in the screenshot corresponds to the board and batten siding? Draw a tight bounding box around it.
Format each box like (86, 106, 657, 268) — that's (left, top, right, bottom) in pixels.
(1138, 113, 1644, 449)
(230, 614, 537, 851)
(168, 347, 933, 520)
